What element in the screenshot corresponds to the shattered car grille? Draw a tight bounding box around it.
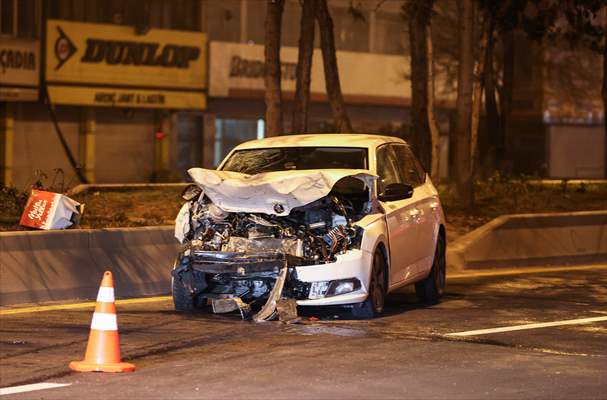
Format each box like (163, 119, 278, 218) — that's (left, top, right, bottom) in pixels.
(190, 251, 304, 274)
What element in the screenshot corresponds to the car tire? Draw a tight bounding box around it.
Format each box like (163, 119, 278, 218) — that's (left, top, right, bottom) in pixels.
(172, 275, 195, 311)
(415, 233, 446, 304)
(352, 250, 387, 319)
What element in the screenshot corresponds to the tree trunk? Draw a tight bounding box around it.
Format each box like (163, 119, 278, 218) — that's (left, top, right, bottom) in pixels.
(292, 0, 317, 134)
(427, 25, 441, 182)
(454, 0, 474, 207)
(264, 0, 285, 137)
(407, 0, 439, 178)
(470, 10, 489, 173)
(603, 8, 607, 178)
(316, 0, 352, 132)
(482, 17, 499, 177)
(498, 30, 514, 173)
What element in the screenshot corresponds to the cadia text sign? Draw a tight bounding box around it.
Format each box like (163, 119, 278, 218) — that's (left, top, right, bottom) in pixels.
(0, 39, 39, 101)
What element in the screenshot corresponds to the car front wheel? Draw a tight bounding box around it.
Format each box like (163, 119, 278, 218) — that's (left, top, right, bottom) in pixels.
(352, 249, 387, 319)
(172, 275, 195, 311)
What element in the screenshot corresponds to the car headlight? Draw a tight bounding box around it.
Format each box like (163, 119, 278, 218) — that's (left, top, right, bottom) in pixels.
(308, 278, 361, 299)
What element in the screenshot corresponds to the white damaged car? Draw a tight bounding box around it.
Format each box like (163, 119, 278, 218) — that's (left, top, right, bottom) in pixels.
(172, 134, 446, 320)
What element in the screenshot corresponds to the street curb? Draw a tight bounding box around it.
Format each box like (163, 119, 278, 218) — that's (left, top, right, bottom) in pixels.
(447, 210, 607, 270)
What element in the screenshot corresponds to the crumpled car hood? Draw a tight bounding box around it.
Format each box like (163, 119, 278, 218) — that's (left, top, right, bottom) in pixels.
(187, 168, 376, 216)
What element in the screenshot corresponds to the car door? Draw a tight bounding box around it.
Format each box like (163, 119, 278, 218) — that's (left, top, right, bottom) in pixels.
(392, 144, 440, 276)
(376, 144, 420, 287)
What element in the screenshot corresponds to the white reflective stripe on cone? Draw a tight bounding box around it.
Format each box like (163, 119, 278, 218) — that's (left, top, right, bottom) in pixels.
(96, 286, 115, 303)
(90, 312, 118, 331)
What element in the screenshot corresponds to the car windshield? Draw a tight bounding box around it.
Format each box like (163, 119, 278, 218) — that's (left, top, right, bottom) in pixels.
(221, 147, 368, 174)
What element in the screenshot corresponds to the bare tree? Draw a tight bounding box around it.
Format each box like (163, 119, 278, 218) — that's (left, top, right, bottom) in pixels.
(603, 6, 607, 178)
(454, 0, 474, 207)
(481, 12, 499, 176)
(470, 7, 490, 171)
(316, 0, 353, 132)
(292, 0, 317, 134)
(426, 22, 441, 180)
(264, 0, 285, 137)
(405, 0, 441, 179)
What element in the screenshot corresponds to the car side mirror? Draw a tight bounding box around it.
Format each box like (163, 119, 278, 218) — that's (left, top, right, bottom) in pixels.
(378, 183, 413, 202)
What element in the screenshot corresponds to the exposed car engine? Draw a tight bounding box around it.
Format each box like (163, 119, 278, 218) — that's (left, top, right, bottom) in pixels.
(172, 174, 373, 321)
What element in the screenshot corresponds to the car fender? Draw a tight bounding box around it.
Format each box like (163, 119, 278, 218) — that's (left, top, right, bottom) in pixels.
(356, 213, 390, 288)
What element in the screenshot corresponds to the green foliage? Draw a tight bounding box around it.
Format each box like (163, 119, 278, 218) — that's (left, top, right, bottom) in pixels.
(0, 187, 29, 218)
(480, 0, 605, 53)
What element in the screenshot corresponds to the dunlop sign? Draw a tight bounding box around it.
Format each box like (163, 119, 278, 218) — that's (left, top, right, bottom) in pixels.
(46, 20, 207, 109)
(0, 39, 40, 102)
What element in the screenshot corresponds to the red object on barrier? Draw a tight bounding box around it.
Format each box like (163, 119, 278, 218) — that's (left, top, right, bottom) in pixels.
(19, 189, 82, 230)
(19, 190, 58, 229)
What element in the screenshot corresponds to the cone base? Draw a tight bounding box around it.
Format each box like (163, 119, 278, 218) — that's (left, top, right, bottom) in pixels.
(69, 360, 135, 373)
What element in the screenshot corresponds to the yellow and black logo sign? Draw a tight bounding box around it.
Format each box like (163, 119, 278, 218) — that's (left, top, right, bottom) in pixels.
(46, 20, 206, 89)
(53, 26, 77, 70)
(45, 20, 207, 109)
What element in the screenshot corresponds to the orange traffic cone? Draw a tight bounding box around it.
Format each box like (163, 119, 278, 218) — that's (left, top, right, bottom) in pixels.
(69, 271, 135, 372)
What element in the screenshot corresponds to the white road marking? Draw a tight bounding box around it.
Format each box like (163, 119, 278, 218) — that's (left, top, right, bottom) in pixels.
(0, 383, 71, 396)
(446, 316, 607, 337)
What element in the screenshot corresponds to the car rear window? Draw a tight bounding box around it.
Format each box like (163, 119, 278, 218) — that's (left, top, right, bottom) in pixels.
(221, 147, 368, 174)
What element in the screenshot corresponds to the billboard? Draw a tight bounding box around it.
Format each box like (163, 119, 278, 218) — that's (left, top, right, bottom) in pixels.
(45, 20, 207, 109)
(208, 41, 455, 106)
(0, 39, 39, 101)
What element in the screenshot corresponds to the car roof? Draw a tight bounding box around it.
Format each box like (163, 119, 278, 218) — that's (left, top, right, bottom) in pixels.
(232, 133, 406, 151)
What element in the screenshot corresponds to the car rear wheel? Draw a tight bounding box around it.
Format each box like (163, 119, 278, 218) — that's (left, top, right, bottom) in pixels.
(352, 250, 387, 319)
(415, 233, 446, 304)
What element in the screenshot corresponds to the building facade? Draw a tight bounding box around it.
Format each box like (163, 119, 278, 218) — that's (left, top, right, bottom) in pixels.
(0, 0, 604, 189)
(1, 0, 208, 187)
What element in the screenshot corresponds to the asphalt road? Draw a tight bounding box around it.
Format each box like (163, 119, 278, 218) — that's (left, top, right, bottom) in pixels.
(1, 265, 606, 399)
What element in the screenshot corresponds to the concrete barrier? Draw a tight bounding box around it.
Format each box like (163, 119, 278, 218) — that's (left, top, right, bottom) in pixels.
(67, 183, 188, 196)
(3, 210, 605, 305)
(0, 226, 179, 305)
(448, 210, 607, 270)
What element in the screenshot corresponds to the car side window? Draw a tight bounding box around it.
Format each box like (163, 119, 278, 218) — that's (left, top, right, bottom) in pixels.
(376, 145, 403, 194)
(392, 144, 425, 187)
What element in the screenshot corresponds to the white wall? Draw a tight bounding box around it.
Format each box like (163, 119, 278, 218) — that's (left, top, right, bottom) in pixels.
(12, 103, 79, 190)
(95, 109, 156, 183)
(209, 41, 455, 105)
(548, 124, 605, 178)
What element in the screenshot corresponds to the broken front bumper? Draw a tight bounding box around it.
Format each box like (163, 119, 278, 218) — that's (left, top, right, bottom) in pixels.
(294, 249, 371, 306)
(173, 247, 372, 310)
